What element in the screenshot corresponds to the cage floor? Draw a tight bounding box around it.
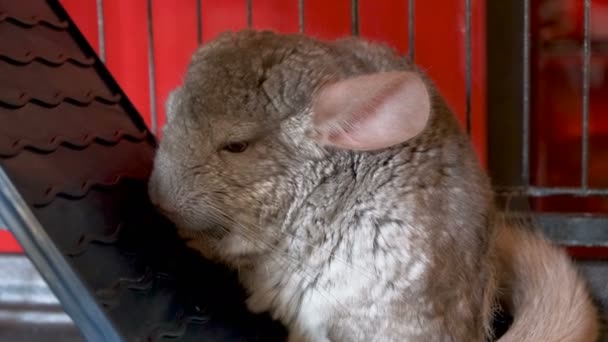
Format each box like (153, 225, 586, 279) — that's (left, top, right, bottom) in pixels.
(0, 255, 83, 342)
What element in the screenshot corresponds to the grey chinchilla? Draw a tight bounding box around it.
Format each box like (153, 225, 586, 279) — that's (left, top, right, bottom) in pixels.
(148, 30, 599, 342)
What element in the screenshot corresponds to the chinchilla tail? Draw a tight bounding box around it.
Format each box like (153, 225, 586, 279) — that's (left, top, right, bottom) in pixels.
(494, 221, 600, 342)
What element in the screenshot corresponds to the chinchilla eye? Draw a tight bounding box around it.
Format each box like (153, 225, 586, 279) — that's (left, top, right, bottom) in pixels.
(222, 142, 249, 153)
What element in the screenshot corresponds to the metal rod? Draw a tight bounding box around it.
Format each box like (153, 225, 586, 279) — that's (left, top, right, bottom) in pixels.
(96, 0, 106, 62)
(351, 0, 359, 36)
(408, 0, 415, 61)
(521, 0, 531, 186)
(496, 186, 608, 197)
(465, 0, 472, 136)
(582, 0, 591, 189)
(196, 0, 202, 44)
(147, 0, 158, 134)
(247, 0, 252, 28)
(298, 0, 305, 33)
(519, 213, 608, 248)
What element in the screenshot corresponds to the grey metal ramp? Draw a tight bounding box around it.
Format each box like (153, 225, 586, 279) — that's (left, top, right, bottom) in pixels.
(0, 0, 286, 340)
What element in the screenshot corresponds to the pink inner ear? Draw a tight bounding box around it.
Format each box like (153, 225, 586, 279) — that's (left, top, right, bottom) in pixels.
(310, 71, 431, 151)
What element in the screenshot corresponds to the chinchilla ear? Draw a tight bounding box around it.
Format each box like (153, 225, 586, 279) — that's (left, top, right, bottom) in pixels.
(307, 71, 431, 151)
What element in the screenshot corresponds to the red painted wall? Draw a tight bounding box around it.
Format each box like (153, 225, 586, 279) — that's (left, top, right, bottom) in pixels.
(1, 0, 486, 252)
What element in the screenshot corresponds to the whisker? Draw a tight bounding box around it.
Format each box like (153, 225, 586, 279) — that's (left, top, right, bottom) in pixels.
(202, 204, 352, 313)
(201, 199, 377, 281)
(183, 203, 397, 320)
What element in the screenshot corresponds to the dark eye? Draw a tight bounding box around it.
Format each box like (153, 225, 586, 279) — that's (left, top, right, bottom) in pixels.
(223, 142, 249, 153)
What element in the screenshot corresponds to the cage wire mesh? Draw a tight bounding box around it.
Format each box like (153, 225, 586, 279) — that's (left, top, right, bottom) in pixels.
(89, 0, 607, 248)
(488, 0, 608, 248)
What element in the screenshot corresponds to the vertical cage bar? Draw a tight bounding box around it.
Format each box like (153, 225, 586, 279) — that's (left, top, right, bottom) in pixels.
(147, 0, 158, 134)
(408, 0, 415, 61)
(465, 0, 472, 136)
(521, 0, 531, 186)
(581, 0, 591, 190)
(247, 0, 252, 28)
(298, 0, 305, 33)
(351, 0, 359, 36)
(196, 0, 202, 44)
(96, 0, 106, 62)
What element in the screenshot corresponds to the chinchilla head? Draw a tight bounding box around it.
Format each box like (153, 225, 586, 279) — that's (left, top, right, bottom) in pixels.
(148, 30, 449, 262)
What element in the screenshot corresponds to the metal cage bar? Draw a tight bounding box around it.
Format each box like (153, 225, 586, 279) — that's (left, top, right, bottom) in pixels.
(408, 0, 415, 61)
(197, 0, 203, 44)
(465, 0, 472, 136)
(298, 0, 305, 34)
(351, 0, 359, 36)
(96, 0, 105, 62)
(147, 0, 157, 134)
(498, 186, 608, 197)
(582, 0, 592, 190)
(247, 0, 252, 28)
(521, 0, 531, 187)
